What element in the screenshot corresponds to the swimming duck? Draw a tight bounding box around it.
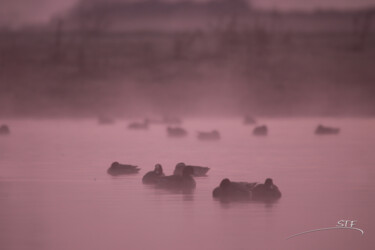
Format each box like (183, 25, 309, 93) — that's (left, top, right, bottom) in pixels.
(0, 124, 10, 135)
(128, 119, 149, 130)
(243, 116, 256, 125)
(197, 130, 220, 141)
(315, 124, 340, 135)
(107, 162, 140, 175)
(173, 162, 210, 177)
(212, 178, 256, 201)
(98, 116, 115, 125)
(156, 165, 196, 190)
(251, 178, 282, 201)
(253, 125, 268, 136)
(167, 127, 187, 137)
(142, 164, 165, 184)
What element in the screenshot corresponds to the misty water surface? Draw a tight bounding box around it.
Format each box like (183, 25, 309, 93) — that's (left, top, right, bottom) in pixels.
(0, 118, 374, 250)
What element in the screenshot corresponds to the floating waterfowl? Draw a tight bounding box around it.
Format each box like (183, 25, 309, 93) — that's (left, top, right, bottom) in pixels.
(128, 119, 149, 130)
(173, 162, 210, 177)
(156, 165, 196, 190)
(142, 164, 165, 184)
(212, 178, 281, 202)
(98, 116, 115, 125)
(251, 178, 282, 201)
(212, 178, 255, 201)
(243, 116, 256, 125)
(253, 125, 268, 136)
(107, 162, 140, 175)
(197, 130, 220, 141)
(167, 127, 187, 137)
(315, 125, 340, 135)
(0, 124, 10, 135)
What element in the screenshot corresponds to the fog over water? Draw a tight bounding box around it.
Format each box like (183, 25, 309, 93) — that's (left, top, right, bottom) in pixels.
(1, 118, 374, 250)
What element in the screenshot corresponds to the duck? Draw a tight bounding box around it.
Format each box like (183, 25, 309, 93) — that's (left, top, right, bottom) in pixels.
(212, 178, 256, 201)
(173, 162, 210, 177)
(156, 165, 196, 190)
(197, 130, 220, 141)
(251, 178, 282, 201)
(107, 162, 140, 175)
(243, 115, 256, 125)
(142, 164, 165, 184)
(97, 116, 115, 125)
(167, 127, 187, 137)
(253, 125, 268, 136)
(128, 119, 149, 130)
(315, 124, 340, 135)
(0, 124, 10, 135)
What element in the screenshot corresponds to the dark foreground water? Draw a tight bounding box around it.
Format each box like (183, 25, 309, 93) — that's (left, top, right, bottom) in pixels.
(0, 118, 374, 250)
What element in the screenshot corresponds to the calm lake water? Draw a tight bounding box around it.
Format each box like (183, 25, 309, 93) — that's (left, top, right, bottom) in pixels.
(0, 118, 374, 250)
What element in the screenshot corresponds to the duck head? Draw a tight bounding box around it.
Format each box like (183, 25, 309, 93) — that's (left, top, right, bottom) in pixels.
(111, 162, 120, 167)
(176, 162, 186, 169)
(265, 178, 273, 187)
(220, 178, 231, 189)
(154, 164, 163, 175)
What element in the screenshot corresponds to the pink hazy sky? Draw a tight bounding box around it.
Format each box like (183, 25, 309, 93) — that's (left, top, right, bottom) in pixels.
(0, 0, 374, 26)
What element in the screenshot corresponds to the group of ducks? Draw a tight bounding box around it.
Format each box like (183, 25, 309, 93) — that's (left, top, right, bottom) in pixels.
(126, 115, 340, 138)
(107, 162, 282, 202)
(126, 117, 221, 140)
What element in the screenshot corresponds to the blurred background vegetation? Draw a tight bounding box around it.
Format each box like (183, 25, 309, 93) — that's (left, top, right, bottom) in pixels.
(0, 0, 374, 117)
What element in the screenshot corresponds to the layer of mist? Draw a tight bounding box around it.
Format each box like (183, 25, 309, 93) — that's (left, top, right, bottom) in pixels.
(0, 0, 374, 118)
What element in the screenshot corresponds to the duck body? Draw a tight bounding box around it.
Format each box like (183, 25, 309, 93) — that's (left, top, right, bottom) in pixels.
(212, 179, 255, 201)
(107, 162, 140, 175)
(213, 178, 281, 202)
(243, 116, 256, 125)
(98, 116, 115, 125)
(315, 125, 340, 135)
(0, 125, 10, 135)
(142, 164, 165, 184)
(167, 127, 187, 137)
(197, 130, 220, 141)
(128, 120, 149, 130)
(156, 166, 196, 190)
(173, 162, 210, 177)
(253, 125, 268, 136)
(251, 179, 282, 201)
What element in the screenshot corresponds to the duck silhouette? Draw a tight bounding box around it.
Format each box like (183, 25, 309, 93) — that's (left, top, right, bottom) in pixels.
(167, 127, 187, 137)
(142, 164, 165, 184)
(253, 125, 268, 136)
(315, 124, 340, 135)
(107, 162, 140, 176)
(0, 124, 10, 135)
(251, 178, 281, 201)
(197, 130, 220, 141)
(213, 178, 281, 202)
(173, 162, 210, 177)
(156, 165, 196, 190)
(213, 178, 256, 201)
